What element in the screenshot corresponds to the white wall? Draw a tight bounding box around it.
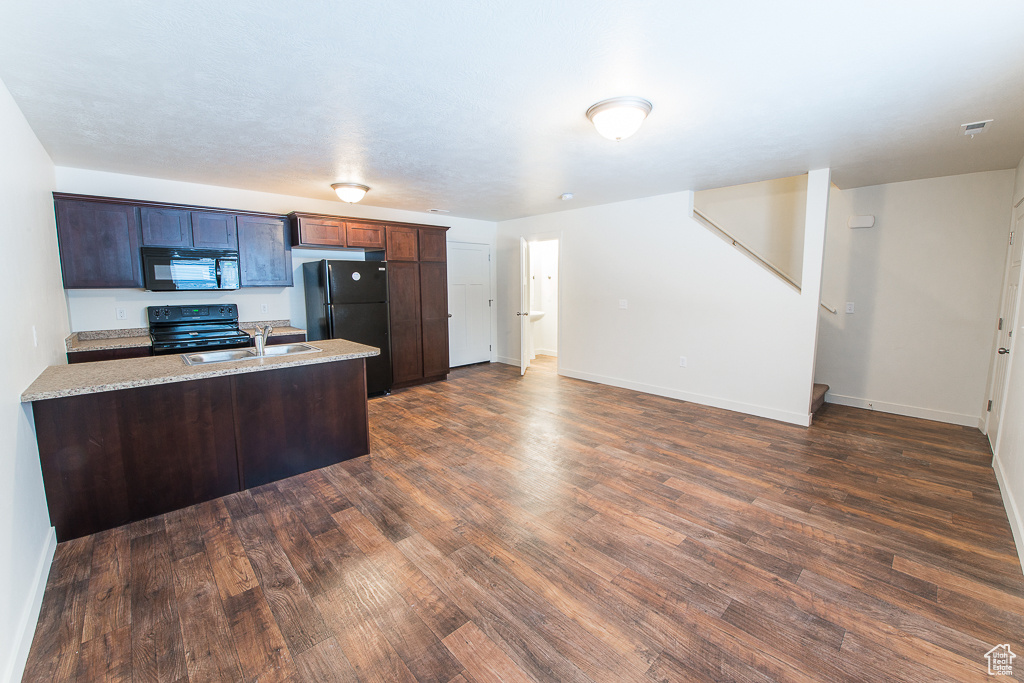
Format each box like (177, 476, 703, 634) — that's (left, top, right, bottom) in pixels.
(993, 155, 1024, 572)
(0, 80, 66, 683)
(496, 170, 830, 426)
(54, 168, 497, 333)
(529, 239, 558, 356)
(693, 174, 808, 285)
(816, 170, 1015, 427)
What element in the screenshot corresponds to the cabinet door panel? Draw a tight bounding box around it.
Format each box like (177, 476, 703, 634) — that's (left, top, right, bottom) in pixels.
(140, 207, 192, 247)
(192, 212, 238, 249)
(346, 222, 385, 249)
(55, 199, 143, 288)
(234, 361, 369, 488)
(238, 215, 293, 286)
(119, 378, 239, 522)
(296, 216, 347, 247)
(388, 261, 423, 383)
(386, 226, 418, 261)
(418, 229, 447, 262)
(420, 261, 450, 377)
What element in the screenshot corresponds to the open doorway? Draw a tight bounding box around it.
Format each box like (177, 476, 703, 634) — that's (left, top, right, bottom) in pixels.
(521, 238, 559, 372)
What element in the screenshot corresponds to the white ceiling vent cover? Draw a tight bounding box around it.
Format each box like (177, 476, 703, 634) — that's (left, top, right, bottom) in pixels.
(960, 119, 993, 137)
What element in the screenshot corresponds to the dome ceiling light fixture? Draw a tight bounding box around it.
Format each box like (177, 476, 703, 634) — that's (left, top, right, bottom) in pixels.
(586, 96, 653, 141)
(331, 183, 370, 203)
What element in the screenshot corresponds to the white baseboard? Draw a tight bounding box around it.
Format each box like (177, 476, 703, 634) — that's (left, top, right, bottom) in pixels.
(3, 527, 56, 683)
(993, 456, 1024, 577)
(496, 356, 519, 367)
(559, 367, 811, 426)
(534, 348, 558, 357)
(825, 392, 980, 428)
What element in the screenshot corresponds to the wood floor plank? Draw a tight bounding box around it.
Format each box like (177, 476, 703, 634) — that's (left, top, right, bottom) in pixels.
(171, 551, 244, 682)
(129, 530, 188, 683)
(21, 356, 1024, 683)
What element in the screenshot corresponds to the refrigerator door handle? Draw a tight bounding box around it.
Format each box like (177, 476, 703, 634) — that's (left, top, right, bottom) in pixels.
(322, 259, 332, 305)
(326, 304, 335, 336)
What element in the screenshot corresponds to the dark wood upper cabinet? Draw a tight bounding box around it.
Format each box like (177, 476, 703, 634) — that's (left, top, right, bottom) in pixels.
(191, 212, 238, 249)
(140, 207, 192, 247)
(386, 225, 419, 261)
(418, 228, 447, 262)
(238, 215, 293, 287)
(55, 198, 143, 288)
(420, 261, 450, 378)
(346, 221, 386, 250)
(289, 213, 347, 248)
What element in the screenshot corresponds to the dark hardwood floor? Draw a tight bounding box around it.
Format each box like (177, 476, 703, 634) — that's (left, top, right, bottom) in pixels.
(23, 355, 1024, 682)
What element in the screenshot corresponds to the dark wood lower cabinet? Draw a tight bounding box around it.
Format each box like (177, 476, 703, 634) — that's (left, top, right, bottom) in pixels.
(67, 346, 153, 364)
(32, 358, 369, 541)
(233, 360, 368, 489)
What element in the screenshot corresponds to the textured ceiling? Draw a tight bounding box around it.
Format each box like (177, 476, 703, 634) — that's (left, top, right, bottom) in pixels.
(1, 1, 1023, 221)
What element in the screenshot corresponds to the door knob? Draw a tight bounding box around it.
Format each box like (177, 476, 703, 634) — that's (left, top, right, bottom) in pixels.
(999, 347, 1011, 354)
(447, 313, 452, 318)
(516, 312, 523, 316)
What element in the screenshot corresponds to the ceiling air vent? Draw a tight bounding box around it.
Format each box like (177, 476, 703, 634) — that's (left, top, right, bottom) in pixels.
(960, 119, 993, 137)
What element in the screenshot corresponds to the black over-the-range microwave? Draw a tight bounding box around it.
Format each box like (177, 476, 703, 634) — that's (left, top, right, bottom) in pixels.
(141, 247, 240, 291)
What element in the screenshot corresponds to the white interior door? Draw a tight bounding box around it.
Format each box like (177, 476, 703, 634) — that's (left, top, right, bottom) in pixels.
(520, 237, 529, 375)
(447, 242, 491, 367)
(989, 205, 1024, 442)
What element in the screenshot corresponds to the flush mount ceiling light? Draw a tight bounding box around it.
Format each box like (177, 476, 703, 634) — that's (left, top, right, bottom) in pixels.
(331, 183, 370, 203)
(586, 96, 653, 141)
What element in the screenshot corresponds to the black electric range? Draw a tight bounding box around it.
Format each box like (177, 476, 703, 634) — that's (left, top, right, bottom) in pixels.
(148, 304, 252, 355)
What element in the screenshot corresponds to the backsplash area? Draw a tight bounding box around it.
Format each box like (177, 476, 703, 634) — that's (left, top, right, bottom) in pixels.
(64, 249, 363, 332)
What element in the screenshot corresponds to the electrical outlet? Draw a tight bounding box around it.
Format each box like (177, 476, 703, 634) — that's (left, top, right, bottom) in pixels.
(115, 306, 127, 320)
(260, 303, 269, 315)
(679, 356, 687, 368)
(845, 302, 855, 314)
(619, 299, 628, 309)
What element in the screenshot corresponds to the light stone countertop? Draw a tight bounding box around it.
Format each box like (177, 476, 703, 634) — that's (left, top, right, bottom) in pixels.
(66, 324, 307, 352)
(23, 338, 376, 402)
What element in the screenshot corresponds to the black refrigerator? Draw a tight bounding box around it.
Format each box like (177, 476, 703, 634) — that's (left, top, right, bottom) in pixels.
(303, 260, 392, 396)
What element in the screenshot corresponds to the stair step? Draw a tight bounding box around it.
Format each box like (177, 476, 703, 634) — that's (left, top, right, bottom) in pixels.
(810, 383, 830, 417)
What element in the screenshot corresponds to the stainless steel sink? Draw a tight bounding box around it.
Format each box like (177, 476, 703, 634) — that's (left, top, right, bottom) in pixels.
(182, 343, 321, 365)
(182, 349, 255, 365)
(259, 343, 321, 357)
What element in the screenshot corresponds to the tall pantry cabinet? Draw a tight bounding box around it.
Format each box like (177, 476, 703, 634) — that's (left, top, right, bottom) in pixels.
(386, 225, 450, 388)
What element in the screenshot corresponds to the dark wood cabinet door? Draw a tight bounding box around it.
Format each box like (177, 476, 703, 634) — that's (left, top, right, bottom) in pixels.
(386, 225, 418, 261)
(55, 199, 143, 288)
(418, 228, 447, 262)
(237, 215, 293, 286)
(140, 207, 192, 247)
(233, 361, 369, 489)
(192, 212, 238, 249)
(388, 261, 423, 383)
(67, 346, 152, 364)
(420, 261, 450, 377)
(293, 215, 347, 247)
(346, 221, 386, 249)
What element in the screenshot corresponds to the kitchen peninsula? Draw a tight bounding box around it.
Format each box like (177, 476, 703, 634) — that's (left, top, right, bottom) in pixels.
(22, 338, 378, 541)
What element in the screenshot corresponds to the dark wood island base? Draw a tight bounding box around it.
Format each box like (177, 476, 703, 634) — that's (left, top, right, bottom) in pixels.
(33, 358, 369, 541)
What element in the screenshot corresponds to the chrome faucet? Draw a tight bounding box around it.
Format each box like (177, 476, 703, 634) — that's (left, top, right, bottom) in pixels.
(253, 324, 273, 356)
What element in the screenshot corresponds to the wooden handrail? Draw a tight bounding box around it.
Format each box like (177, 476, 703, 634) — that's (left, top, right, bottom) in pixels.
(692, 207, 800, 290)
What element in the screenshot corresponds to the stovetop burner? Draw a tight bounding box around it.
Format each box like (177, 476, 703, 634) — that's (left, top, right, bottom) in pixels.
(148, 304, 251, 355)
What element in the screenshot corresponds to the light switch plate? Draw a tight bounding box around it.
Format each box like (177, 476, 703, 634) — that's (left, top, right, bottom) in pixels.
(619, 299, 628, 309)
(845, 302, 855, 314)
(260, 303, 269, 315)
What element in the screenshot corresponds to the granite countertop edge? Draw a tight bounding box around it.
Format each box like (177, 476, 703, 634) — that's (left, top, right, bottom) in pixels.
(24, 339, 376, 402)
